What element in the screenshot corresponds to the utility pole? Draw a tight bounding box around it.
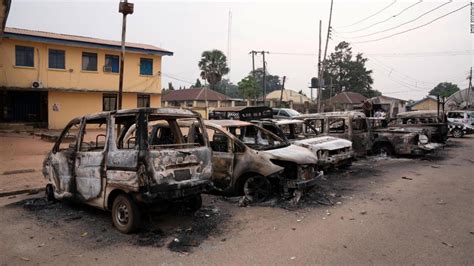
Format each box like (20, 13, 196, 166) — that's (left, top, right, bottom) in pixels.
(249, 50, 258, 105)
(279, 76, 286, 107)
(323, 0, 334, 64)
(118, 0, 134, 110)
(249, 50, 257, 76)
(319, 0, 334, 112)
(261, 51, 267, 105)
(468, 67, 472, 109)
(317, 20, 322, 112)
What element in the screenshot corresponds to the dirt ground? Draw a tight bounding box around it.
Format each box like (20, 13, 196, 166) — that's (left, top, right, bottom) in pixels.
(0, 133, 52, 193)
(0, 135, 473, 265)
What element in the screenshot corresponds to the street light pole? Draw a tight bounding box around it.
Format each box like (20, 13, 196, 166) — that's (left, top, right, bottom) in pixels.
(118, 0, 134, 110)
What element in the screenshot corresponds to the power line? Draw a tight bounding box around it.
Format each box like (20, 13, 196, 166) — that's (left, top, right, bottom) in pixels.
(339, 0, 423, 34)
(269, 50, 474, 58)
(342, 0, 453, 39)
(351, 3, 470, 44)
(337, 0, 397, 28)
(161, 72, 195, 85)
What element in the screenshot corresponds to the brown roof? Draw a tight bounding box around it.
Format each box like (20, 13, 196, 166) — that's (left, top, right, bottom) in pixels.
(3, 27, 172, 55)
(162, 88, 230, 102)
(325, 92, 367, 104)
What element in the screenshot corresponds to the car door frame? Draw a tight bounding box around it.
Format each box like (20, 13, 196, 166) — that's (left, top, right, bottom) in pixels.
(74, 114, 109, 203)
(206, 125, 235, 192)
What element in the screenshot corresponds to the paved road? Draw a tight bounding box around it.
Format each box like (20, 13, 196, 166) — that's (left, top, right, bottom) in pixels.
(0, 137, 473, 265)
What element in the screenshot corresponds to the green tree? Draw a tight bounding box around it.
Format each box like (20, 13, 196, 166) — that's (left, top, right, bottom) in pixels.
(251, 68, 281, 95)
(168, 82, 175, 91)
(214, 79, 241, 98)
(192, 78, 202, 88)
(429, 82, 460, 98)
(198, 50, 230, 90)
(238, 76, 259, 100)
(323, 41, 380, 99)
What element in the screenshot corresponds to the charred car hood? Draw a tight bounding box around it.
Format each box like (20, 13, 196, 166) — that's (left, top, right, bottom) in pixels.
(263, 144, 318, 165)
(374, 127, 425, 134)
(293, 136, 352, 151)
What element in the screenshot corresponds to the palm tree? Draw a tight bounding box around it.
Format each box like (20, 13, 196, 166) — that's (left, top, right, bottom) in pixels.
(198, 50, 230, 90)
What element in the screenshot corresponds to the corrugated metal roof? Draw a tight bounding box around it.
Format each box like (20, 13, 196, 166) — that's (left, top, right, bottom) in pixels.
(162, 88, 230, 102)
(3, 27, 173, 55)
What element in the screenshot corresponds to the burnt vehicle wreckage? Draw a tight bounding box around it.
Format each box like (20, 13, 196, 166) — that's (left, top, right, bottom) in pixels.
(43, 108, 213, 233)
(203, 120, 323, 203)
(297, 111, 443, 157)
(251, 119, 354, 170)
(389, 111, 449, 143)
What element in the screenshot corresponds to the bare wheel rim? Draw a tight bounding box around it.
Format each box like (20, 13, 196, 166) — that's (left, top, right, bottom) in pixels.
(452, 129, 462, 138)
(115, 202, 129, 226)
(243, 176, 271, 202)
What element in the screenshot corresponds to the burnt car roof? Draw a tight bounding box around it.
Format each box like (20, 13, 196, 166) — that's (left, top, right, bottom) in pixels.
(256, 119, 304, 125)
(297, 111, 366, 119)
(74, 108, 201, 121)
(397, 110, 443, 118)
(205, 120, 253, 127)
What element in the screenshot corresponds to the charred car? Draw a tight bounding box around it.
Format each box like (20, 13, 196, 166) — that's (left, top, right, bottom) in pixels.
(389, 111, 448, 143)
(297, 111, 442, 156)
(42, 108, 213, 233)
(251, 119, 354, 169)
(203, 120, 322, 203)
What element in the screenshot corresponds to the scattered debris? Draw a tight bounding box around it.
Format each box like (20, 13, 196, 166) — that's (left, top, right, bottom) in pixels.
(20, 257, 30, 261)
(360, 210, 367, 215)
(80, 232, 88, 237)
(2, 169, 35, 175)
(64, 215, 82, 222)
(441, 241, 454, 248)
(290, 256, 296, 260)
(401, 176, 413, 180)
(437, 200, 447, 205)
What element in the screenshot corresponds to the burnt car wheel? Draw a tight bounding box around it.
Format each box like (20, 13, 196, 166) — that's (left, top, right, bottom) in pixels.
(112, 194, 141, 234)
(451, 128, 463, 138)
(243, 176, 272, 203)
(373, 143, 394, 156)
(185, 194, 203, 212)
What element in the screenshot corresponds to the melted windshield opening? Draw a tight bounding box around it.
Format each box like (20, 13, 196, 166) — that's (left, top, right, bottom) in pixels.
(226, 124, 288, 150)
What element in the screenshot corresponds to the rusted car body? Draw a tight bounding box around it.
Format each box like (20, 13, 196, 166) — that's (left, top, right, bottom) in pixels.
(390, 111, 448, 143)
(203, 120, 322, 202)
(251, 119, 354, 169)
(297, 111, 442, 156)
(42, 108, 212, 233)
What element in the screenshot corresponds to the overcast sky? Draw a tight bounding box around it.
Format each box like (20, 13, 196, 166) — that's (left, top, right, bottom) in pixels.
(6, 0, 473, 100)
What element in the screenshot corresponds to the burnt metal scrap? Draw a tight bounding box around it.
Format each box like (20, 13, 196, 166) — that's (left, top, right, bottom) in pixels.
(297, 111, 443, 157)
(203, 120, 323, 204)
(252, 119, 354, 170)
(43, 108, 213, 233)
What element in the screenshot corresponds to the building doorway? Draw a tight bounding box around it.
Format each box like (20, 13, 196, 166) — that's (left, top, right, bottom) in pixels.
(0, 90, 48, 127)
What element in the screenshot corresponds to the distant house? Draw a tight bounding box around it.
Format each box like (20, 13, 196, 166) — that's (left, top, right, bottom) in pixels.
(265, 89, 311, 105)
(162, 87, 244, 118)
(368, 95, 407, 117)
(322, 92, 367, 112)
(408, 95, 440, 111)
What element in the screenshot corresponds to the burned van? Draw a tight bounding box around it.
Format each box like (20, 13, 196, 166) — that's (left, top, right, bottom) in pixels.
(251, 119, 354, 169)
(297, 111, 442, 156)
(42, 108, 212, 233)
(390, 111, 448, 143)
(204, 120, 322, 203)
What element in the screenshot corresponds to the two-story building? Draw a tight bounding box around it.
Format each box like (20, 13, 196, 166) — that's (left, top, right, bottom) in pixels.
(0, 27, 173, 129)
